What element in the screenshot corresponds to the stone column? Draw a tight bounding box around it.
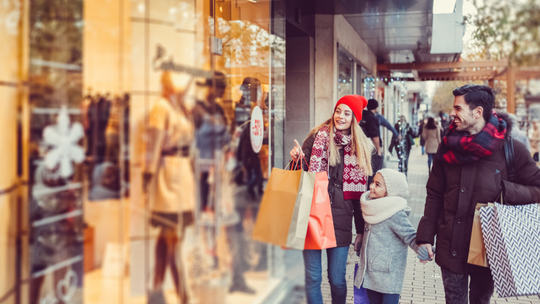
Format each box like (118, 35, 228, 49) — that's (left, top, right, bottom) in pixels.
(314, 15, 337, 126)
(285, 36, 315, 154)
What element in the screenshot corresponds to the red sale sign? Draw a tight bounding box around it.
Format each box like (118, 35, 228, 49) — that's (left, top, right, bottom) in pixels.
(250, 106, 264, 153)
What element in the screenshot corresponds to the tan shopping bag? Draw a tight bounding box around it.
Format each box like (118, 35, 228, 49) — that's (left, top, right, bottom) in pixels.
(252, 166, 315, 250)
(467, 202, 489, 267)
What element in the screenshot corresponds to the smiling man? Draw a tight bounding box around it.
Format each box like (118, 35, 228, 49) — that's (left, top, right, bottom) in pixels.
(415, 84, 540, 304)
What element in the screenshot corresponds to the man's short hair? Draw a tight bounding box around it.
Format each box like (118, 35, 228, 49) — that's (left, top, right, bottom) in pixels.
(452, 85, 495, 122)
(367, 99, 379, 110)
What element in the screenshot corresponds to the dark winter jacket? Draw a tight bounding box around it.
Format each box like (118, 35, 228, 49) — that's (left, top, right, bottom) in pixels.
(416, 111, 540, 274)
(295, 130, 364, 247)
(389, 122, 415, 154)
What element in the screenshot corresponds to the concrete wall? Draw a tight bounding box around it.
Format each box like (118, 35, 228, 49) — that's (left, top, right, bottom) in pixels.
(312, 14, 377, 126)
(285, 36, 315, 151)
(334, 15, 377, 74)
(314, 15, 337, 126)
(286, 14, 377, 143)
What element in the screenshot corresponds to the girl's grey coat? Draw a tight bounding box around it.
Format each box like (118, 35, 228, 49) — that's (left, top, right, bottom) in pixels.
(354, 206, 420, 294)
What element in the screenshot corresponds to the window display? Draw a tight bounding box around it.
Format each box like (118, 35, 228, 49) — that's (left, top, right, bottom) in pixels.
(0, 0, 286, 304)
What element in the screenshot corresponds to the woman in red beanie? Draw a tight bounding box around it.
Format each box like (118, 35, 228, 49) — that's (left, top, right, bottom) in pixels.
(290, 95, 374, 304)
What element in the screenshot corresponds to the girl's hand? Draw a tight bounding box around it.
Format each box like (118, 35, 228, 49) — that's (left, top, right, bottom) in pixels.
(290, 146, 302, 160)
(290, 140, 305, 160)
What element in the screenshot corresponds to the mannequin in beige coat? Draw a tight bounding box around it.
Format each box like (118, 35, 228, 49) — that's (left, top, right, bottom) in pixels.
(144, 72, 195, 304)
(422, 117, 441, 171)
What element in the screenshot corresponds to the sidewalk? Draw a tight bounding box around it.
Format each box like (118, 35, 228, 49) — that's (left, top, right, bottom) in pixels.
(280, 146, 540, 304)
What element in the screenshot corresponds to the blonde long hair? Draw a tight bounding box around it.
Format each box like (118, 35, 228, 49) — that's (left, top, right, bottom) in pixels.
(310, 115, 374, 176)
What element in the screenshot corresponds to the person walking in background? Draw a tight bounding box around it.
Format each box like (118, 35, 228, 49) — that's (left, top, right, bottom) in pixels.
(374, 108, 401, 145)
(290, 95, 373, 304)
(360, 99, 382, 186)
(422, 117, 441, 172)
(530, 119, 540, 162)
(507, 114, 531, 152)
(418, 118, 427, 155)
(389, 116, 415, 176)
(354, 169, 429, 304)
(374, 106, 402, 162)
(416, 85, 540, 304)
(440, 112, 451, 136)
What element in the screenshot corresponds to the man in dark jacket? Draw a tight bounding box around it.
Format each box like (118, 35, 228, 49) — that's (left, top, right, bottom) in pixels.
(360, 99, 382, 185)
(389, 116, 415, 176)
(417, 85, 540, 304)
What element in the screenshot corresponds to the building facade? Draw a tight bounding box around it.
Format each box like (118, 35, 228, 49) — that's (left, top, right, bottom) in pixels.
(0, 1, 460, 303)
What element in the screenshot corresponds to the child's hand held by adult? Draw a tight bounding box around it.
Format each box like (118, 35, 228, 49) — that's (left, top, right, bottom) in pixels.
(418, 244, 435, 263)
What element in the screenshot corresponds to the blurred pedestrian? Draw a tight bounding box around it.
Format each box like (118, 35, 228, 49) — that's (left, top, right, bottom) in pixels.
(507, 114, 531, 152)
(422, 117, 441, 172)
(360, 99, 382, 186)
(389, 116, 415, 176)
(374, 109, 401, 152)
(417, 85, 540, 304)
(418, 118, 427, 155)
(440, 113, 451, 136)
(290, 95, 373, 304)
(530, 120, 540, 161)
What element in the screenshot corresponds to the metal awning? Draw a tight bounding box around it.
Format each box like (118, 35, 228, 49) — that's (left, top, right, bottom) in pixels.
(337, 0, 460, 65)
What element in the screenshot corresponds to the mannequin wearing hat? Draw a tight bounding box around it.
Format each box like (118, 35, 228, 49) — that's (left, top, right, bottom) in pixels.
(290, 95, 374, 304)
(144, 71, 195, 304)
(192, 71, 230, 214)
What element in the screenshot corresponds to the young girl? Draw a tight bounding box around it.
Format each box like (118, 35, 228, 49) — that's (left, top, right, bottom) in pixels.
(354, 168, 430, 304)
(290, 95, 373, 304)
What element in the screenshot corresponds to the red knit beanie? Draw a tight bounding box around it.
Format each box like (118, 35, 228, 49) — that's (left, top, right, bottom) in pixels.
(334, 95, 368, 122)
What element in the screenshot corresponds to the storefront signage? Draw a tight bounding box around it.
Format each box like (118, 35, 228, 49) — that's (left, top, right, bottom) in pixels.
(153, 44, 212, 78)
(250, 106, 264, 153)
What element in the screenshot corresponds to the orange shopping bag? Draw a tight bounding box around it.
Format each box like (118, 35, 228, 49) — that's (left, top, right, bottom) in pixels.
(252, 162, 315, 250)
(304, 172, 336, 249)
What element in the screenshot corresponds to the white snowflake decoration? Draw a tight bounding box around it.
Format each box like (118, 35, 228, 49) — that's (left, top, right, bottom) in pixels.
(43, 106, 85, 178)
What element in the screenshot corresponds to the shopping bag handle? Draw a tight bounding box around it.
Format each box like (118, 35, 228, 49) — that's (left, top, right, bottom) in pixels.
(284, 140, 309, 171)
(294, 140, 310, 170)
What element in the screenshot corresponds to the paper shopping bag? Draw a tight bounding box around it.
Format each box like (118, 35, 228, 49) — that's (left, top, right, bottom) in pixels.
(304, 172, 336, 250)
(353, 264, 370, 304)
(480, 202, 540, 297)
(252, 167, 315, 250)
(467, 203, 488, 267)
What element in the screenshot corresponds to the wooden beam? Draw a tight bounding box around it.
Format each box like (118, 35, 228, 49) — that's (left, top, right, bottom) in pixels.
(494, 69, 540, 81)
(377, 60, 507, 71)
(418, 70, 500, 80)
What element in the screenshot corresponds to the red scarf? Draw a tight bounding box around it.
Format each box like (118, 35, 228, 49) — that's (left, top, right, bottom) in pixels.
(437, 111, 507, 164)
(309, 125, 366, 200)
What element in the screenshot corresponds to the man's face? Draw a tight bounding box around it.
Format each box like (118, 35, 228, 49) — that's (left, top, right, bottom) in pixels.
(450, 95, 477, 132)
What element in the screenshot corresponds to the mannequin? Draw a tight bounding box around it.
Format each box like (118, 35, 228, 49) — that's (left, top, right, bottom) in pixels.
(144, 71, 195, 304)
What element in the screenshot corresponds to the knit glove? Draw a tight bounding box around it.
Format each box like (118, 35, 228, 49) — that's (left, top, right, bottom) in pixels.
(417, 246, 435, 261)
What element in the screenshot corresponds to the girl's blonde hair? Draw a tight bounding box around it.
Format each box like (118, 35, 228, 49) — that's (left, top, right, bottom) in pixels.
(310, 114, 374, 176)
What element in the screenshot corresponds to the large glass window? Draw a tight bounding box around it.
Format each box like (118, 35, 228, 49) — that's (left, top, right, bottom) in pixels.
(338, 51, 353, 99)
(1, 1, 285, 304)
